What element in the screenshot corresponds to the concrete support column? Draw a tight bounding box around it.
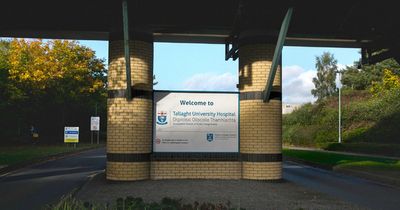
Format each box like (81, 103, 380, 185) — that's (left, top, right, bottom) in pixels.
(106, 39, 153, 181)
(239, 43, 282, 180)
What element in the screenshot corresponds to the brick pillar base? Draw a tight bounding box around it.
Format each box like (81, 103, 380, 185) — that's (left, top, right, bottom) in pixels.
(239, 43, 282, 180)
(106, 40, 153, 181)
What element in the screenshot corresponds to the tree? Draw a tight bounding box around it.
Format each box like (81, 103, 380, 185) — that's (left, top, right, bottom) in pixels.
(342, 59, 400, 90)
(0, 38, 107, 143)
(311, 52, 338, 101)
(0, 40, 11, 108)
(370, 69, 400, 96)
(7, 39, 106, 101)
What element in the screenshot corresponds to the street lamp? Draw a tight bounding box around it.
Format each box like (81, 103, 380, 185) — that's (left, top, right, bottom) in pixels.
(336, 70, 344, 144)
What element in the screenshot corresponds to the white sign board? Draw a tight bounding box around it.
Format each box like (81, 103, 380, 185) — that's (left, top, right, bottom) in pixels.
(90, 117, 100, 131)
(153, 91, 239, 152)
(64, 127, 79, 143)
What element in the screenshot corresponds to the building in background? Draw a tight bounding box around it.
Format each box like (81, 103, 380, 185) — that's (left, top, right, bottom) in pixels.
(282, 103, 302, 114)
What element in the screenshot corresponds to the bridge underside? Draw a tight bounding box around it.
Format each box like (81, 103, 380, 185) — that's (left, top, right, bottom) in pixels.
(2, 0, 399, 181)
(1, 1, 399, 49)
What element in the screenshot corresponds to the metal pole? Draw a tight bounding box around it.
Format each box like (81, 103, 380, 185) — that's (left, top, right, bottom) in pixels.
(122, 0, 132, 100)
(338, 71, 342, 143)
(97, 131, 100, 144)
(91, 131, 93, 144)
(263, 8, 293, 102)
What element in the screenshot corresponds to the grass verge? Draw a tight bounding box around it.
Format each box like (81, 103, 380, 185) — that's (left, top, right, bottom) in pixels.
(283, 149, 400, 186)
(283, 148, 397, 167)
(324, 142, 400, 157)
(0, 143, 103, 166)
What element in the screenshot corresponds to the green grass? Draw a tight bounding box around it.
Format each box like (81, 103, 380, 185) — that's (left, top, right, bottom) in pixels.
(283, 148, 400, 184)
(0, 144, 103, 166)
(324, 142, 400, 157)
(283, 148, 399, 167)
(335, 160, 400, 170)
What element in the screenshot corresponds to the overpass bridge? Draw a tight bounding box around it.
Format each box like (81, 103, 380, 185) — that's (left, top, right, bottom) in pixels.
(1, 0, 398, 181)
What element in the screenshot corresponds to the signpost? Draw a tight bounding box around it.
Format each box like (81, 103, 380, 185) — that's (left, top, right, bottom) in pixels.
(90, 116, 100, 144)
(153, 91, 239, 152)
(64, 127, 79, 147)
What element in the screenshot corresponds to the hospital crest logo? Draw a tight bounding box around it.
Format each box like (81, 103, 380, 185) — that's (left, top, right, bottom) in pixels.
(206, 133, 214, 142)
(156, 111, 168, 125)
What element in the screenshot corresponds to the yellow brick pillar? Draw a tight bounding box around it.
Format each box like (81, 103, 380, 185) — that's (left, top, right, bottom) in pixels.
(106, 39, 153, 181)
(239, 43, 282, 180)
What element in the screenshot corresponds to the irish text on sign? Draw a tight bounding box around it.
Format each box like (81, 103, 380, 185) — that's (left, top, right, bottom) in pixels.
(153, 91, 239, 152)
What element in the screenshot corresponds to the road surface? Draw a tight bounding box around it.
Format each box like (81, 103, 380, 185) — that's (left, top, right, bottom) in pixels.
(1, 148, 400, 210)
(0, 148, 106, 210)
(284, 161, 400, 210)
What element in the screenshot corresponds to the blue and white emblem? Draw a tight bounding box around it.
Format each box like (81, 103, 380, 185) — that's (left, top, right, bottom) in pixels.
(206, 133, 214, 142)
(156, 111, 168, 125)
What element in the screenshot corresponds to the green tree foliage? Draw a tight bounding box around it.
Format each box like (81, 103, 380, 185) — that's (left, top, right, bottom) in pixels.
(0, 41, 10, 108)
(284, 58, 400, 147)
(0, 39, 107, 144)
(370, 69, 400, 95)
(342, 59, 400, 90)
(311, 52, 338, 101)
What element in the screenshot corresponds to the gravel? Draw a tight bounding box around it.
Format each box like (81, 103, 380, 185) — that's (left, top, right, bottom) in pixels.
(76, 173, 365, 210)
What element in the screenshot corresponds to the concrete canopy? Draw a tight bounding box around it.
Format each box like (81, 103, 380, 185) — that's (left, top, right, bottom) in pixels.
(1, 0, 399, 50)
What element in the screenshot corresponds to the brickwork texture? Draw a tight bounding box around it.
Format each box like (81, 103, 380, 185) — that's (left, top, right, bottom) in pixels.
(106, 41, 282, 181)
(151, 162, 241, 180)
(106, 40, 153, 181)
(239, 43, 282, 180)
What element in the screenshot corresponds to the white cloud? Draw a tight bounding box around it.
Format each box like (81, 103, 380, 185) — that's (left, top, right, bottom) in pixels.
(180, 63, 349, 103)
(182, 72, 238, 91)
(282, 63, 351, 104)
(282, 66, 317, 104)
(337, 63, 348, 71)
(282, 65, 304, 82)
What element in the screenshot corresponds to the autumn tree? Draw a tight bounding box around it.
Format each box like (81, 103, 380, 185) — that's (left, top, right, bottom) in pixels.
(0, 40, 10, 108)
(0, 39, 107, 143)
(311, 52, 338, 101)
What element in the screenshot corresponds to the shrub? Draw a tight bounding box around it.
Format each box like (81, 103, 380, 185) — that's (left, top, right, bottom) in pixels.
(283, 103, 314, 126)
(314, 129, 337, 146)
(283, 88, 400, 146)
(48, 196, 245, 210)
(343, 127, 369, 142)
(283, 125, 319, 147)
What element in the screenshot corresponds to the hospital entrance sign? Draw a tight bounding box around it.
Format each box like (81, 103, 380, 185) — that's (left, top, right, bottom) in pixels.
(153, 91, 239, 153)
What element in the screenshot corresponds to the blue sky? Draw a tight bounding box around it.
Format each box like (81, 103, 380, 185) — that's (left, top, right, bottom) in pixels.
(35, 40, 363, 104)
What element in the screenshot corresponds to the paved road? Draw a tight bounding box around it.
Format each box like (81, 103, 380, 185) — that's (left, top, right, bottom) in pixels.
(1, 149, 400, 210)
(0, 148, 106, 210)
(284, 161, 400, 210)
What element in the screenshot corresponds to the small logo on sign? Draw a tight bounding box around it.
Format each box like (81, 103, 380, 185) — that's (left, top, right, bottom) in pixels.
(156, 111, 168, 125)
(206, 133, 214, 142)
(155, 138, 161, 144)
